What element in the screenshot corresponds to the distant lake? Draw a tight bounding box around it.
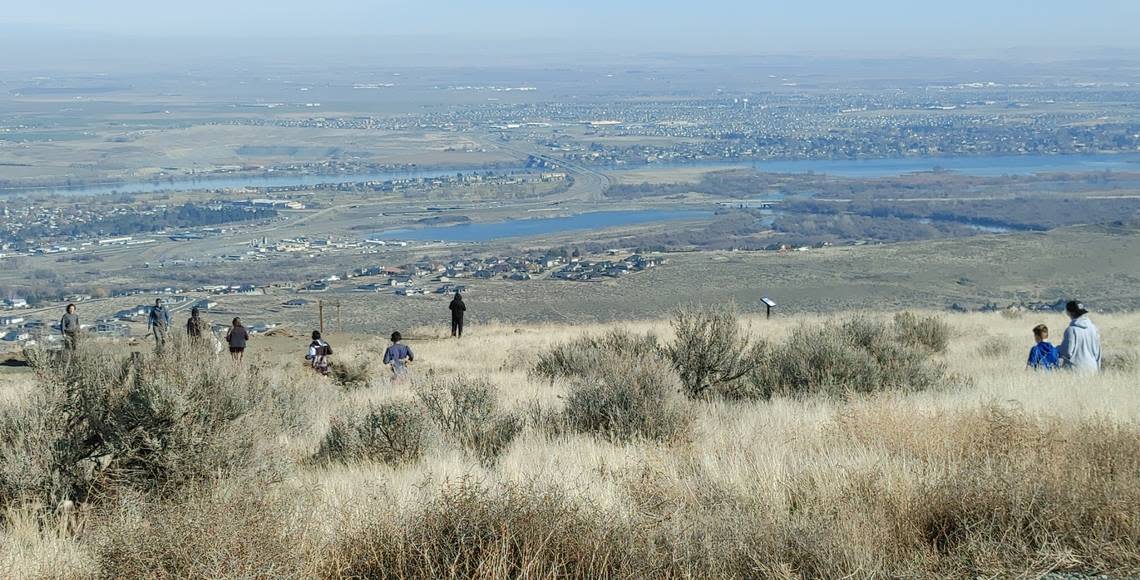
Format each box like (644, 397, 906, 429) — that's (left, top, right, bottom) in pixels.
(641, 153, 1140, 178)
(373, 210, 713, 242)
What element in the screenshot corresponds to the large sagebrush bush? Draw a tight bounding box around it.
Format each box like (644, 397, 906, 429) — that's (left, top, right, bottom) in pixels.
(563, 354, 691, 443)
(0, 341, 298, 511)
(532, 329, 660, 380)
(665, 303, 766, 399)
(416, 378, 522, 465)
(320, 478, 647, 580)
(91, 483, 314, 579)
(742, 316, 963, 400)
(892, 311, 951, 353)
(316, 400, 431, 465)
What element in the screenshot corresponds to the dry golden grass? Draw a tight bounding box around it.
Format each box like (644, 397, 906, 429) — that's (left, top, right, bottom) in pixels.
(1, 311, 1138, 579)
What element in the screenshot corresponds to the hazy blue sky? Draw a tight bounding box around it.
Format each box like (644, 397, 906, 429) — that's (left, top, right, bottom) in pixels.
(5, 0, 1140, 56)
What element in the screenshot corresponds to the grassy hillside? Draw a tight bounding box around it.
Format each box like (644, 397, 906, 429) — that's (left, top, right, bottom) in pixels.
(1, 310, 1138, 578)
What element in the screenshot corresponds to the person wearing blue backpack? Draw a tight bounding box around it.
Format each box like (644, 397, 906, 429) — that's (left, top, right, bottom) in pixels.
(1026, 324, 1061, 370)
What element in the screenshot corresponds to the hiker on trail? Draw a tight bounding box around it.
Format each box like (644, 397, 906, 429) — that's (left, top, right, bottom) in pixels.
(382, 331, 414, 380)
(225, 317, 250, 363)
(449, 291, 466, 338)
(306, 330, 333, 375)
(1026, 324, 1060, 370)
(1058, 300, 1102, 373)
(148, 299, 172, 350)
(186, 307, 207, 341)
(60, 303, 80, 351)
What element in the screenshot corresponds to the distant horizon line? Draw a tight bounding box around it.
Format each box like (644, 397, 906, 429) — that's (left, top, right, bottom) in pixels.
(3, 23, 1140, 63)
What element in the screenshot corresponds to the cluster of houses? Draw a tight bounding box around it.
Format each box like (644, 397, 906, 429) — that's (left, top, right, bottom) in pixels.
(2, 298, 28, 310)
(291, 251, 666, 297)
(1, 314, 36, 343)
(552, 254, 662, 281)
(110, 295, 195, 322)
(1, 314, 130, 344)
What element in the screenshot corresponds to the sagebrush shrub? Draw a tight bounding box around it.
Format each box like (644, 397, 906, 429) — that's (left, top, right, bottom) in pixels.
(892, 311, 951, 353)
(329, 355, 373, 389)
(743, 316, 962, 400)
(320, 478, 645, 580)
(563, 355, 691, 443)
(416, 378, 522, 464)
(665, 303, 766, 398)
(0, 341, 296, 510)
(317, 401, 430, 465)
(976, 335, 1013, 359)
(533, 329, 660, 380)
(92, 484, 313, 579)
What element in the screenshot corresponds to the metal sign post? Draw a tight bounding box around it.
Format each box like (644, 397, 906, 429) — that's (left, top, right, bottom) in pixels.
(761, 297, 776, 319)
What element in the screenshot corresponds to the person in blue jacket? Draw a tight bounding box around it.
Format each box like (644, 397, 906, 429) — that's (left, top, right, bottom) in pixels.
(383, 331, 415, 380)
(1027, 324, 1060, 370)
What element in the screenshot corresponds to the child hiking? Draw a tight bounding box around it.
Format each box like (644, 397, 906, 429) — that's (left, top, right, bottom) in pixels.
(307, 330, 333, 375)
(1027, 324, 1060, 370)
(382, 331, 414, 380)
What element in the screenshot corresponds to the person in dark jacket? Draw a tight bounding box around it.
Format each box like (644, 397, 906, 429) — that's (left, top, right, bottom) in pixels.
(449, 291, 466, 338)
(148, 298, 172, 350)
(186, 307, 207, 341)
(60, 303, 80, 351)
(225, 317, 250, 362)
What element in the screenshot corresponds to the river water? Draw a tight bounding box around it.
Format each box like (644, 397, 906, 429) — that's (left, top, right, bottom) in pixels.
(0, 168, 498, 197)
(373, 210, 713, 242)
(8, 153, 1140, 197)
(660, 153, 1140, 178)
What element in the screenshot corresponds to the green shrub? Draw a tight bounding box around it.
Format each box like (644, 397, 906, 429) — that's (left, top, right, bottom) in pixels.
(563, 355, 691, 443)
(533, 329, 660, 380)
(893, 311, 951, 353)
(416, 378, 522, 465)
(317, 401, 430, 465)
(743, 317, 962, 400)
(0, 343, 293, 510)
(665, 303, 766, 398)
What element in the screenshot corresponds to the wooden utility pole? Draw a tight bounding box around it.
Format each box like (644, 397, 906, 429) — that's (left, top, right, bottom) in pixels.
(335, 301, 341, 332)
(318, 300, 325, 334)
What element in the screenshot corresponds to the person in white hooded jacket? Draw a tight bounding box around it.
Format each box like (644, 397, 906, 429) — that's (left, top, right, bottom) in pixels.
(1058, 300, 1101, 373)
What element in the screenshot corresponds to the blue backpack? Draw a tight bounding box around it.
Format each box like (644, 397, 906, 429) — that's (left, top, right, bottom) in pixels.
(1028, 342, 1060, 370)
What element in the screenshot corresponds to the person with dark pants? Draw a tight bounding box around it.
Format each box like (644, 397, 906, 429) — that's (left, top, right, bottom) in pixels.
(60, 303, 80, 351)
(306, 330, 332, 375)
(225, 317, 250, 363)
(449, 291, 466, 338)
(148, 298, 172, 351)
(187, 307, 207, 341)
